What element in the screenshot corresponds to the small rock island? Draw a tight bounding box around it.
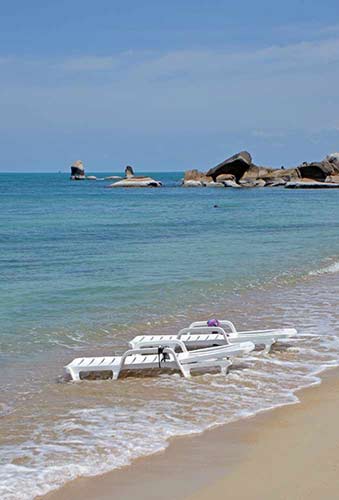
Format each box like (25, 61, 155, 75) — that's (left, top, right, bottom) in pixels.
(70, 160, 96, 180)
(108, 166, 162, 187)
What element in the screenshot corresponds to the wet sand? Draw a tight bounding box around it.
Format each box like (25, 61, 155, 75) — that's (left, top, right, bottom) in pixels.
(40, 367, 339, 500)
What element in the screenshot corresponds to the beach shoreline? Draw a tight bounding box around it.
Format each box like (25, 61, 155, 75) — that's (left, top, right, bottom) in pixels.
(40, 366, 339, 500)
(3, 172, 339, 500)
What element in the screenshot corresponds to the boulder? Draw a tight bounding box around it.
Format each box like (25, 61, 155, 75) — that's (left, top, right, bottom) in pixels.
(70, 160, 97, 180)
(125, 166, 135, 178)
(260, 168, 300, 183)
(264, 178, 287, 187)
(206, 151, 252, 182)
(241, 165, 274, 180)
(182, 169, 214, 186)
(183, 180, 203, 187)
(184, 169, 203, 181)
(70, 160, 86, 180)
(215, 173, 236, 183)
(326, 152, 339, 169)
(297, 161, 335, 181)
(222, 180, 241, 188)
(239, 178, 266, 187)
(326, 174, 339, 183)
(202, 181, 225, 187)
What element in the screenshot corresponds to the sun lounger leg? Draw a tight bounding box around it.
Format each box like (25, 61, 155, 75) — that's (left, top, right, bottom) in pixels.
(263, 340, 275, 354)
(112, 368, 120, 380)
(220, 359, 232, 375)
(180, 366, 191, 378)
(67, 368, 81, 381)
(176, 360, 191, 378)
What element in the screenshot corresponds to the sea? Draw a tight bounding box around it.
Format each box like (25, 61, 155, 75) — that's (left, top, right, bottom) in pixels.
(1, 172, 339, 499)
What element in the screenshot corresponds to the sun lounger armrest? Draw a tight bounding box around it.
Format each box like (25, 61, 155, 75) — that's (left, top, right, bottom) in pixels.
(115, 347, 168, 376)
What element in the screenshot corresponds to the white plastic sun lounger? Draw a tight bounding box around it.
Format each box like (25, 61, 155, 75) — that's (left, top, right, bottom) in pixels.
(64, 340, 255, 381)
(129, 320, 298, 353)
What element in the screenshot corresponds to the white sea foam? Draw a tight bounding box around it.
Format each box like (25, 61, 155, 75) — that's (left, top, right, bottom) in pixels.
(309, 260, 339, 275)
(1, 275, 339, 500)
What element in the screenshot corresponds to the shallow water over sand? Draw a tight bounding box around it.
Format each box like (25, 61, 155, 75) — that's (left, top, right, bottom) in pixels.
(1, 173, 339, 499)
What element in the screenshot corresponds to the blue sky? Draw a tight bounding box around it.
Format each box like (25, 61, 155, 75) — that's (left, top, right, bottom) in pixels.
(1, 0, 339, 172)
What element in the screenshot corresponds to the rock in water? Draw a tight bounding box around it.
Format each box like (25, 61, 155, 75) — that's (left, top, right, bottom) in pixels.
(108, 165, 162, 187)
(241, 165, 274, 180)
(182, 169, 213, 186)
(125, 166, 135, 178)
(297, 161, 334, 182)
(183, 179, 204, 187)
(285, 180, 339, 189)
(70, 160, 85, 180)
(215, 174, 236, 183)
(326, 153, 339, 170)
(109, 177, 162, 187)
(206, 151, 252, 182)
(222, 179, 241, 188)
(326, 174, 339, 183)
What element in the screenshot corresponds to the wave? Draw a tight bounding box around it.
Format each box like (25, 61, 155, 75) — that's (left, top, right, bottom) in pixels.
(1, 269, 339, 500)
(309, 260, 339, 276)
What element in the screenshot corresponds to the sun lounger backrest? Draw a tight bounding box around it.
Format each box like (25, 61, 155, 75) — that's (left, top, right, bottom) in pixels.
(178, 326, 231, 343)
(189, 320, 237, 334)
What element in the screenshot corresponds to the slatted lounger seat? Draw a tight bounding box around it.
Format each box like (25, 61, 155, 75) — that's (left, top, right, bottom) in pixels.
(129, 320, 298, 353)
(64, 340, 255, 381)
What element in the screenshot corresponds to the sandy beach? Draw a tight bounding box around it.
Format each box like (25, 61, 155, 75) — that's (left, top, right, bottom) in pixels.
(40, 366, 339, 500)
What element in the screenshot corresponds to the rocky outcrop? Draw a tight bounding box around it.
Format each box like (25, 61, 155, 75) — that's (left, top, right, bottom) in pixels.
(258, 167, 300, 186)
(206, 151, 252, 182)
(182, 169, 214, 186)
(326, 152, 339, 168)
(70, 160, 97, 180)
(108, 165, 162, 188)
(297, 161, 335, 182)
(70, 160, 86, 180)
(294, 153, 339, 181)
(125, 165, 135, 178)
(241, 164, 274, 180)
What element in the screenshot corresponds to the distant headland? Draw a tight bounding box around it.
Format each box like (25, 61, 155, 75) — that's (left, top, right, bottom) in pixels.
(70, 151, 339, 188)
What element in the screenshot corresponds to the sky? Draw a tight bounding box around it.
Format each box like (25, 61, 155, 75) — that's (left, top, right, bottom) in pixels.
(0, 0, 339, 172)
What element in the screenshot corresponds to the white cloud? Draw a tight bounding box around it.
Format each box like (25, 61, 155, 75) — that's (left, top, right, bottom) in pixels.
(0, 35, 338, 138)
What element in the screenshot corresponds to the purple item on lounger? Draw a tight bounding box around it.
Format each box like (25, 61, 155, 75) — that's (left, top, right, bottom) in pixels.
(207, 319, 220, 327)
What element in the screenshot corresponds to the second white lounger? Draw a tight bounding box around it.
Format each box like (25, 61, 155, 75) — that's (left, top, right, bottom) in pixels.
(65, 340, 255, 381)
(129, 320, 298, 353)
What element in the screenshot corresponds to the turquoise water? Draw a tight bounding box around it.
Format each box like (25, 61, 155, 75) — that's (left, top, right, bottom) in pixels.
(1, 173, 339, 355)
(1, 173, 339, 500)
